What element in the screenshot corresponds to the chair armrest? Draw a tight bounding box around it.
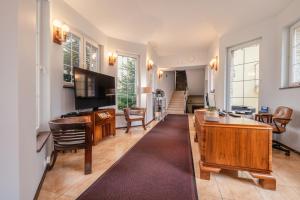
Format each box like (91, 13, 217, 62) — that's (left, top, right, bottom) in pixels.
(273, 117, 291, 125)
(255, 113, 273, 123)
(272, 117, 291, 121)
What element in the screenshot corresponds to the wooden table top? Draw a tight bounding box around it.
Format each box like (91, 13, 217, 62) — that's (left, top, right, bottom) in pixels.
(195, 110, 272, 129)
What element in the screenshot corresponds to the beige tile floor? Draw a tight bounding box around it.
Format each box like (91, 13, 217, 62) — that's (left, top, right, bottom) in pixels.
(38, 115, 300, 200)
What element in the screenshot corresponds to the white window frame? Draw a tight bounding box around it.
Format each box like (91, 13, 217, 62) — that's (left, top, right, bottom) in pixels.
(116, 52, 140, 112)
(84, 37, 100, 72)
(62, 29, 84, 86)
(226, 39, 261, 111)
(289, 20, 300, 86)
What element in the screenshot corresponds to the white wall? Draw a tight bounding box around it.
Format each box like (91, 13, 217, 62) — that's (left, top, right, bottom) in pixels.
(158, 50, 208, 69)
(49, 0, 108, 118)
(157, 71, 176, 107)
(186, 68, 205, 95)
(0, 1, 20, 199)
(212, 0, 300, 151)
(0, 0, 45, 199)
(49, 0, 154, 124)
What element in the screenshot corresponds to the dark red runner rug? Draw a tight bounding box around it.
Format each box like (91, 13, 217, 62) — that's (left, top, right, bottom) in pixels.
(77, 114, 198, 200)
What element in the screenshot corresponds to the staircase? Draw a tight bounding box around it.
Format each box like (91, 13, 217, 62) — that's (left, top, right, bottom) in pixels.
(167, 91, 186, 114)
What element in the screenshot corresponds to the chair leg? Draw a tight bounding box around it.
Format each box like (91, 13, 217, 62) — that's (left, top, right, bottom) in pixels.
(48, 151, 58, 170)
(272, 141, 290, 156)
(126, 122, 131, 133)
(142, 120, 146, 130)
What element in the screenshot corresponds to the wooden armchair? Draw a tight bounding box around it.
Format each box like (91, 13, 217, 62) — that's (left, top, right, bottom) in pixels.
(123, 107, 146, 133)
(48, 116, 93, 174)
(255, 106, 293, 156)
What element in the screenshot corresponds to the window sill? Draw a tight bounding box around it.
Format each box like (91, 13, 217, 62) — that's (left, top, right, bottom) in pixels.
(37, 131, 51, 152)
(279, 85, 300, 90)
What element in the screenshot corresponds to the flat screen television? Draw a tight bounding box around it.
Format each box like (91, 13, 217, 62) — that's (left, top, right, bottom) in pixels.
(74, 67, 115, 110)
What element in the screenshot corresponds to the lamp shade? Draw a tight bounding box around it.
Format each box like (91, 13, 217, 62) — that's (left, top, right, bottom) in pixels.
(142, 86, 152, 94)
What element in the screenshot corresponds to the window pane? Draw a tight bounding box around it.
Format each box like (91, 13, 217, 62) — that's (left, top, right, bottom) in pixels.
(231, 81, 243, 97)
(228, 41, 260, 112)
(244, 44, 259, 63)
(233, 49, 243, 65)
(293, 46, 300, 64)
(91, 51, 98, 69)
(232, 65, 243, 81)
(116, 55, 137, 111)
(64, 33, 72, 49)
(244, 80, 259, 97)
(86, 43, 98, 72)
(63, 48, 71, 66)
(62, 32, 81, 84)
(72, 34, 80, 53)
(117, 95, 127, 110)
(128, 94, 137, 108)
(230, 98, 243, 106)
(244, 98, 258, 109)
(293, 64, 300, 83)
(244, 62, 259, 80)
(63, 65, 72, 83)
(127, 83, 135, 94)
(72, 52, 80, 68)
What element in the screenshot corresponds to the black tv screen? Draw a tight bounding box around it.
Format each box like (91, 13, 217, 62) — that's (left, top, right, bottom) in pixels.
(74, 67, 115, 110)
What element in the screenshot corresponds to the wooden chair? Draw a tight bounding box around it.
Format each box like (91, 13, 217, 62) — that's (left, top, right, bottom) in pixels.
(255, 106, 293, 156)
(123, 107, 146, 133)
(48, 116, 93, 174)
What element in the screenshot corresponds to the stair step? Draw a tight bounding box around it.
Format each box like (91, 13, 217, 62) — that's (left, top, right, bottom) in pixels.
(167, 91, 186, 115)
(168, 105, 184, 108)
(167, 108, 185, 111)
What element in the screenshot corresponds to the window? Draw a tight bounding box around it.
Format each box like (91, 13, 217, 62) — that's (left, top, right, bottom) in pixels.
(116, 54, 138, 111)
(63, 32, 82, 85)
(227, 40, 260, 111)
(84, 39, 99, 72)
(290, 21, 300, 85)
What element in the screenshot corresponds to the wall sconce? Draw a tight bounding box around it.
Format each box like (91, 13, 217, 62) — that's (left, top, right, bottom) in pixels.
(147, 59, 154, 71)
(108, 52, 118, 66)
(158, 70, 164, 79)
(209, 56, 218, 71)
(53, 19, 70, 45)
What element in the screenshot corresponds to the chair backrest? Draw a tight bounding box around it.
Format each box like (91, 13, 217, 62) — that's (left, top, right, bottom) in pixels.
(123, 107, 146, 122)
(49, 116, 92, 151)
(273, 106, 293, 126)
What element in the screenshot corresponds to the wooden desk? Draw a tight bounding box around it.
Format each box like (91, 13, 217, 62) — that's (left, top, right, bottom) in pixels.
(91, 109, 116, 145)
(195, 110, 276, 190)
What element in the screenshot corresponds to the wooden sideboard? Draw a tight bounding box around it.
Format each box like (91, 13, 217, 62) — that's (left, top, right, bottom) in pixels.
(91, 109, 116, 145)
(194, 110, 276, 190)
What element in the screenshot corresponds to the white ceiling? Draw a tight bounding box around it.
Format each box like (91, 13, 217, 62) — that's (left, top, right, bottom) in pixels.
(64, 0, 292, 56)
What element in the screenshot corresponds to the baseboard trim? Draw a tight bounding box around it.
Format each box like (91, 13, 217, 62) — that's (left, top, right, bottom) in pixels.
(116, 118, 155, 129)
(33, 165, 48, 200)
(274, 140, 300, 155)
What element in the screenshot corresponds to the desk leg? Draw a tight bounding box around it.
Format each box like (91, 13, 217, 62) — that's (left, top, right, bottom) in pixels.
(194, 133, 198, 142)
(250, 172, 276, 190)
(199, 162, 221, 180)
